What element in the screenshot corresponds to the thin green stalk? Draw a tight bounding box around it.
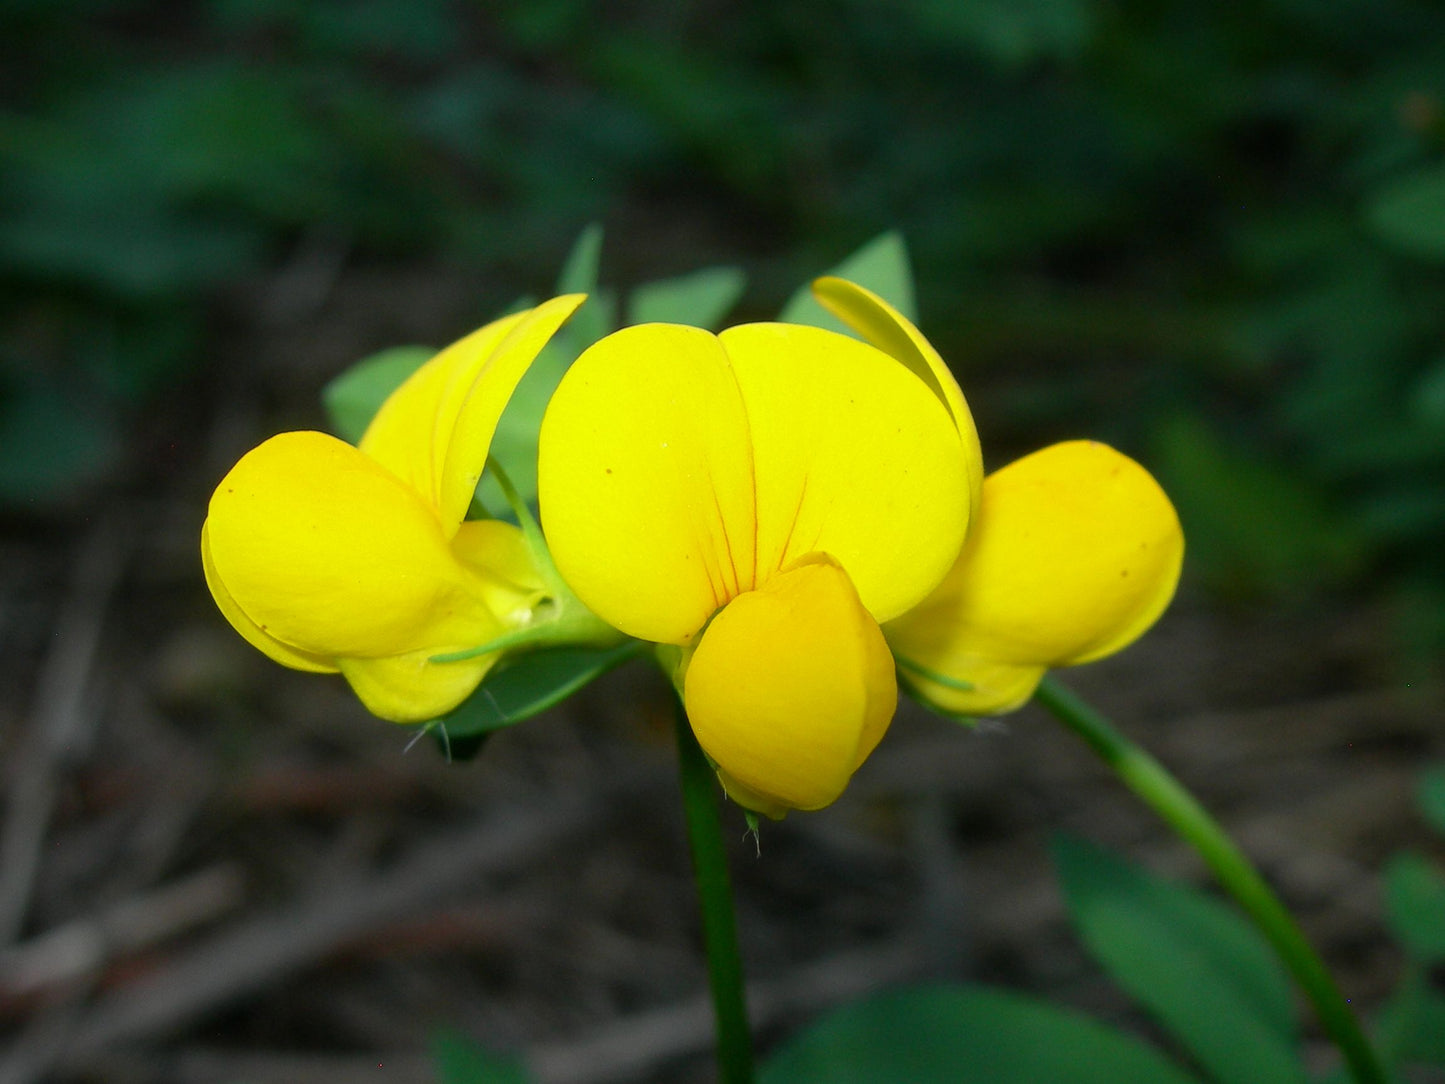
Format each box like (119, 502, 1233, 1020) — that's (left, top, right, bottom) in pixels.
(673, 695, 755, 1084)
(1033, 676, 1387, 1084)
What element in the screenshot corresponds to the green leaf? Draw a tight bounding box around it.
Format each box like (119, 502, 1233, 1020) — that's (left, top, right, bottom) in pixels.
(439, 641, 641, 740)
(760, 983, 1200, 1084)
(429, 1029, 530, 1084)
(1377, 965, 1445, 1068)
(1384, 852, 1445, 963)
(1365, 164, 1445, 261)
(479, 225, 615, 509)
(554, 222, 612, 346)
(778, 232, 917, 333)
(321, 345, 435, 444)
(1419, 765, 1445, 837)
(1152, 415, 1362, 599)
(1053, 835, 1306, 1084)
(627, 266, 746, 329)
(556, 221, 603, 294)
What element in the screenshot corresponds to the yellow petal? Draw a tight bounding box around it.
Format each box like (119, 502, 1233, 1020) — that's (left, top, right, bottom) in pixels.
(720, 322, 970, 622)
(540, 320, 968, 640)
(206, 430, 492, 659)
(887, 441, 1183, 715)
(338, 650, 497, 723)
(684, 554, 897, 814)
(360, 295, 584, 533)
(200, 521, 338, 673)
(810, 276, 984, 515)
(538, 323, 758, 643)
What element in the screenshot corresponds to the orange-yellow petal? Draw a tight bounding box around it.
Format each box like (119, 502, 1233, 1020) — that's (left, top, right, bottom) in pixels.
(887, 440, 1183, 715)
(684, 554, 897, 814)
(360, 295, 584, 533)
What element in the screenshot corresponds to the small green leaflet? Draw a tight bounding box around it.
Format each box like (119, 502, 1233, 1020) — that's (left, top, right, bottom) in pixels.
(1053, 833, 1305, 1084)
(1384, 852, 1445, 964)
(628, 265, 746, 328)
(778, 231, 917, 331)
(321, 344, 434, 444)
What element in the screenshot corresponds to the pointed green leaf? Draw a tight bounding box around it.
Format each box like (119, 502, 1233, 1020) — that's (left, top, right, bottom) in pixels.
(479, 225, 615, 509)
(1053, 834, 1305, 1084)
(554, 222, 612, 347)
(321, 345, 434, 444)
(628, 266, 746, 329)
(760, 984, 1200, 1084)
(439, 641, 641, 740)
(1384, 852, 1445, 963)
(779, 231, 917, 332)
(556, 222, 604, 295)
(429, 1029, 530, 1084)
(1377, 965, 1445, 1067)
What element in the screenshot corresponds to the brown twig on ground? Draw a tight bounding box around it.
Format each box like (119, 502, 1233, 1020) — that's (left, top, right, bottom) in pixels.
(0, 863, 245, 1000)
(78, 938, 925, 1084)
(0, 793, 600, 1084)
(0, 523, 127, 945)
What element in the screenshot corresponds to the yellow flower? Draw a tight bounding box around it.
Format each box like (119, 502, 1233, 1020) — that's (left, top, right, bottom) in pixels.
(537, 282, 982, 815)
(807, 279, 1183, 716)
(201, 295, 584, 722)
(886, 439, 1185, 716)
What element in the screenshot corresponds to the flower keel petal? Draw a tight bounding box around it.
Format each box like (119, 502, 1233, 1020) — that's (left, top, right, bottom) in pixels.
(684, 554, 897, 814)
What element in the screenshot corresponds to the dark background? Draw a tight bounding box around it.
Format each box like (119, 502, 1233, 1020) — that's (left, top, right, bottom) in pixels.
(1, 1, 1443, 1081)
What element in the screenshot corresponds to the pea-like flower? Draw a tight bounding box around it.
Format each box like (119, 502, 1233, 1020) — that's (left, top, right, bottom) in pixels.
(886, 439, 1184, 716)
(537, 279, 983, 816)
(201, 296, 584, 722)
(795, 279, 1183, 719)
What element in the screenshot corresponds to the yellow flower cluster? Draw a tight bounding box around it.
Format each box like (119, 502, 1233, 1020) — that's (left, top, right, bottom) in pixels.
(203, 279, 1182, 816)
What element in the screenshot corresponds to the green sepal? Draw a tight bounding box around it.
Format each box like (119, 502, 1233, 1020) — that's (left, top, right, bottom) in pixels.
(435, 639, 644, 743)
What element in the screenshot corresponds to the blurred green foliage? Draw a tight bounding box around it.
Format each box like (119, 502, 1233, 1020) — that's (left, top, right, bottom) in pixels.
(4, 0, 1445, 659)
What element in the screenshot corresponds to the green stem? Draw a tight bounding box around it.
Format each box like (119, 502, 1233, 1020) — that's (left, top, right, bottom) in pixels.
(1033, 676, 1387, 1084)
(673, 695, 755, 1084)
